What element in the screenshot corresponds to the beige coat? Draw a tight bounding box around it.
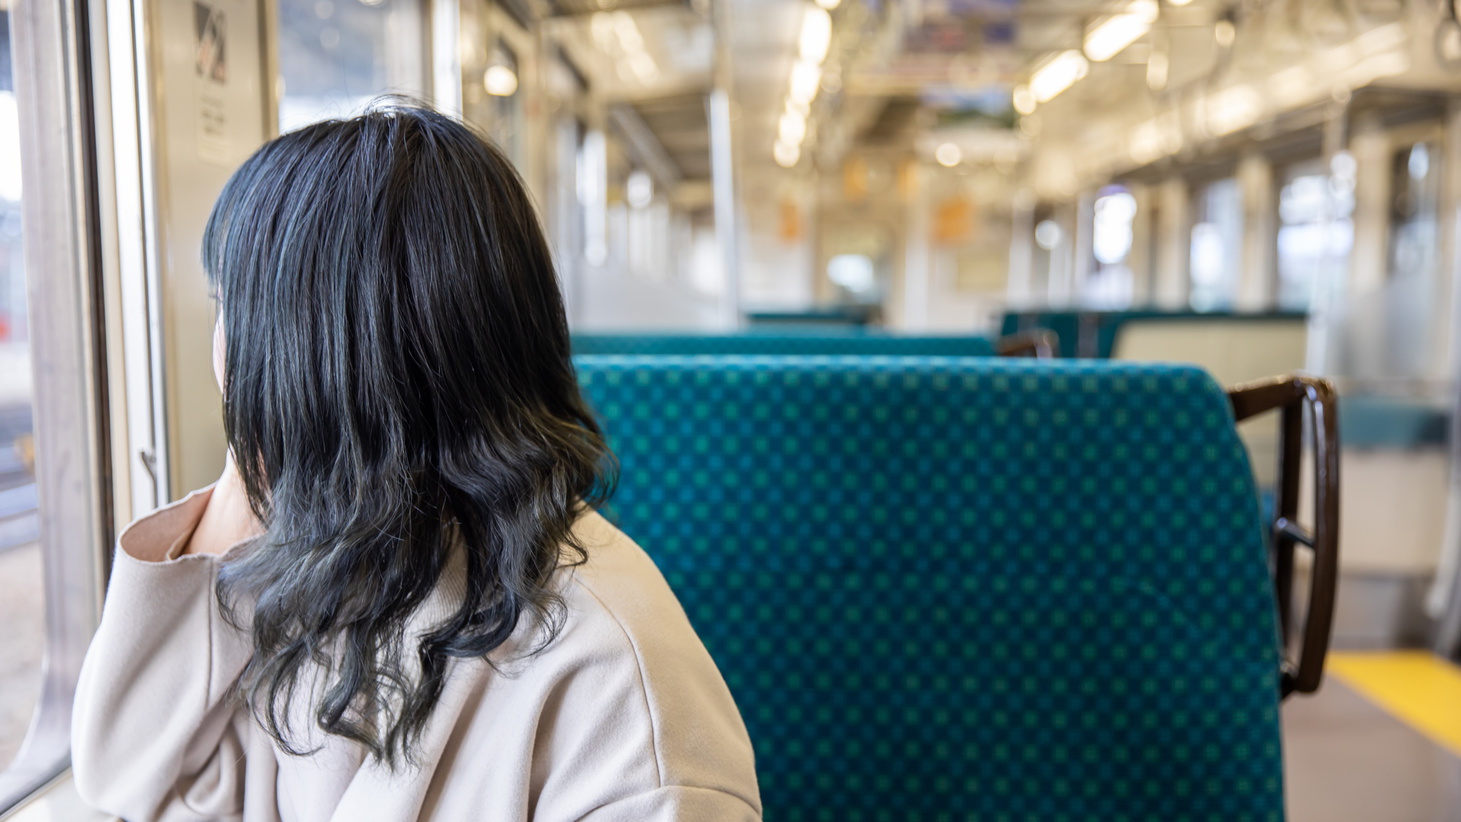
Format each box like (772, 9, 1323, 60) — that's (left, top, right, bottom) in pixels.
(72, 487, 761, 822)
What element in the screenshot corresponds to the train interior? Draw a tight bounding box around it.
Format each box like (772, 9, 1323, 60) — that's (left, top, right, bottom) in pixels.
(5, 0, 1461, 818)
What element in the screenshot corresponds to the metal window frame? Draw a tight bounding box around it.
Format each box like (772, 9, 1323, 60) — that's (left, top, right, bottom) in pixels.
(0, 0, 111, 814)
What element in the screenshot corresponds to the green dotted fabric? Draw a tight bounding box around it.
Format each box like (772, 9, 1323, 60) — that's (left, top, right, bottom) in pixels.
(574, 355, 1285, 822)
(571, 334, 997, 358)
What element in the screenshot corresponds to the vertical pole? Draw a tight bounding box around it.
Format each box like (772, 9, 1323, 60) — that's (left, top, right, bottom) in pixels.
(1071, 189, 1095, 305)
(1007, 190, 1035, 308)
(1154, 177, 1191, 309)
(431, 0, 462, 117)
(1430, 102, 1461, 654)
(1237, 150, 1276, 310)
(903, 162, 930, 330)
(709, 0, 739, 328)
(1127, 183, 1155, 306)
(1046, 201, 1075, 305)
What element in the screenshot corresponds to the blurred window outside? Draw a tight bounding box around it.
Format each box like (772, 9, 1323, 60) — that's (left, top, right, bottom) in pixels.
(1189, 177, 1242, 311)
(1277, 158, 1354, 312)
(1386, 142, 1439, 301)
(1085, 187, 1136, 309)
(1383, 141, 1441, 383)
(0, 6, 45, 772)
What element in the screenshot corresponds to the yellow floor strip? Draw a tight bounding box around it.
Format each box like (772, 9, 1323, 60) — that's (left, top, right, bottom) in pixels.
(1327, 651, 1461, 758)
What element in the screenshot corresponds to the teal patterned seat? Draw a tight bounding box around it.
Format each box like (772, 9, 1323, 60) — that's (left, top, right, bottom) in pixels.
(572, 333, 997, 357)
(575, 355, 1284, 821)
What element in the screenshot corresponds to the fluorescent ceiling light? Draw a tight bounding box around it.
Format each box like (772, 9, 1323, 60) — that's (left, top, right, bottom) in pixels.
(815, 0, 842, 8)
(613, 12, 644, 50)
(1012, 84, 1036, 115)
(483, 65, 518, 96)
(1030, 50, 1089, 103)
(1146, 50, 1169, 90)
(779, 110, 807, 145)
(1083, 0, 1158, 62)
(630, 52, 658, 81)
(774, 140, 801, 168)
(935, 143, 962, 167)
(1207, 84, 1261, 135)
(626, 170, 653, 208)
(1213, 19, 1235, 47)
(800, 7, 833, 65)
(790, 60, 822, 105)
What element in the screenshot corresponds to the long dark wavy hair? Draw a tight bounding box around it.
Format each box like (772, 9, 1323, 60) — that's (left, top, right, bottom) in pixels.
(202, 102, 613, 766)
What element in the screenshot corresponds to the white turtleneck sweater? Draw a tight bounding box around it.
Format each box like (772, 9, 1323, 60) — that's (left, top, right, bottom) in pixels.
(71, 487, 761, 822)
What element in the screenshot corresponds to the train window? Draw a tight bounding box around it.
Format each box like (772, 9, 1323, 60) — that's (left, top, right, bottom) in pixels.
(623, 170, 671, 283)
(823, 224, 891, 305)
(0, 6, 43, 772)
(1276, 158, 1354, 311)
(1188, 177, 1242, 311)
(276, 0, 429, 132)
(827, 254, 877, 296)
(1085, 188, 1136, 308)
(1388, 142, 1439, 284)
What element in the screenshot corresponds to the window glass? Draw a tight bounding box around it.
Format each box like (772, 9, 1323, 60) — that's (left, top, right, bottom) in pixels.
(1388, 142, 1439, 284)
(1189, 177, 1242, 311)
(1084, 187, 1136, 309)
(1366, 139, 1441, 381)
(0, 5, 44, 770)
(1276, 158, 1354, 311)
(277, 0, 428, 133)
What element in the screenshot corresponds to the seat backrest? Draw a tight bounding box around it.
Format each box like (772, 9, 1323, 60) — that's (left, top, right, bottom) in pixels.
(575, 355, 1285, 820)
(1113, 317, 1309, 491)
(572, 333, 997, 358)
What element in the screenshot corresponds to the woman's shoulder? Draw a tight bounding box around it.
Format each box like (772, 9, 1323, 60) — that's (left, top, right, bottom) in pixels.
(563, 510, 687, 619)
(547, 508, 708, 667)
(497, 508, 760, 814)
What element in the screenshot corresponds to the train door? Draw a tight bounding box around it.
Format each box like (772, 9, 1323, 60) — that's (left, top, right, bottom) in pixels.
(1279, 109, 1460, 650)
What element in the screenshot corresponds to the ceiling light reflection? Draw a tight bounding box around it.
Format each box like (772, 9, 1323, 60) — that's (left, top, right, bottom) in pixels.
(1030, 50, 1089, 103)
(774, 140, 801, 168)
(800, 7, 833, 65)
(1084, 0, 1158, 62)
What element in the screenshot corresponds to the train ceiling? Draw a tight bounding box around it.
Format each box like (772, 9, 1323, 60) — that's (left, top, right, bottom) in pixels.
(545, 0, 1446, 190)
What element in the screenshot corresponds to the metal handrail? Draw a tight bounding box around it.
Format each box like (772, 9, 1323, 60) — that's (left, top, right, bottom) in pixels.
(1228, 374, 1341, 698)
(995, 329, 1058, 359)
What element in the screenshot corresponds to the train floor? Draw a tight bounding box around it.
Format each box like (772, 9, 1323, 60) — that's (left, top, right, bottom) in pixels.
(0, 542, 1459, 818)
(1285, 654, 1461, 821)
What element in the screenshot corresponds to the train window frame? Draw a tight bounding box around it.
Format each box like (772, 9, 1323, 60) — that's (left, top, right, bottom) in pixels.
(1187, 174, 1244, 312)
(0, 1, 111, 814)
